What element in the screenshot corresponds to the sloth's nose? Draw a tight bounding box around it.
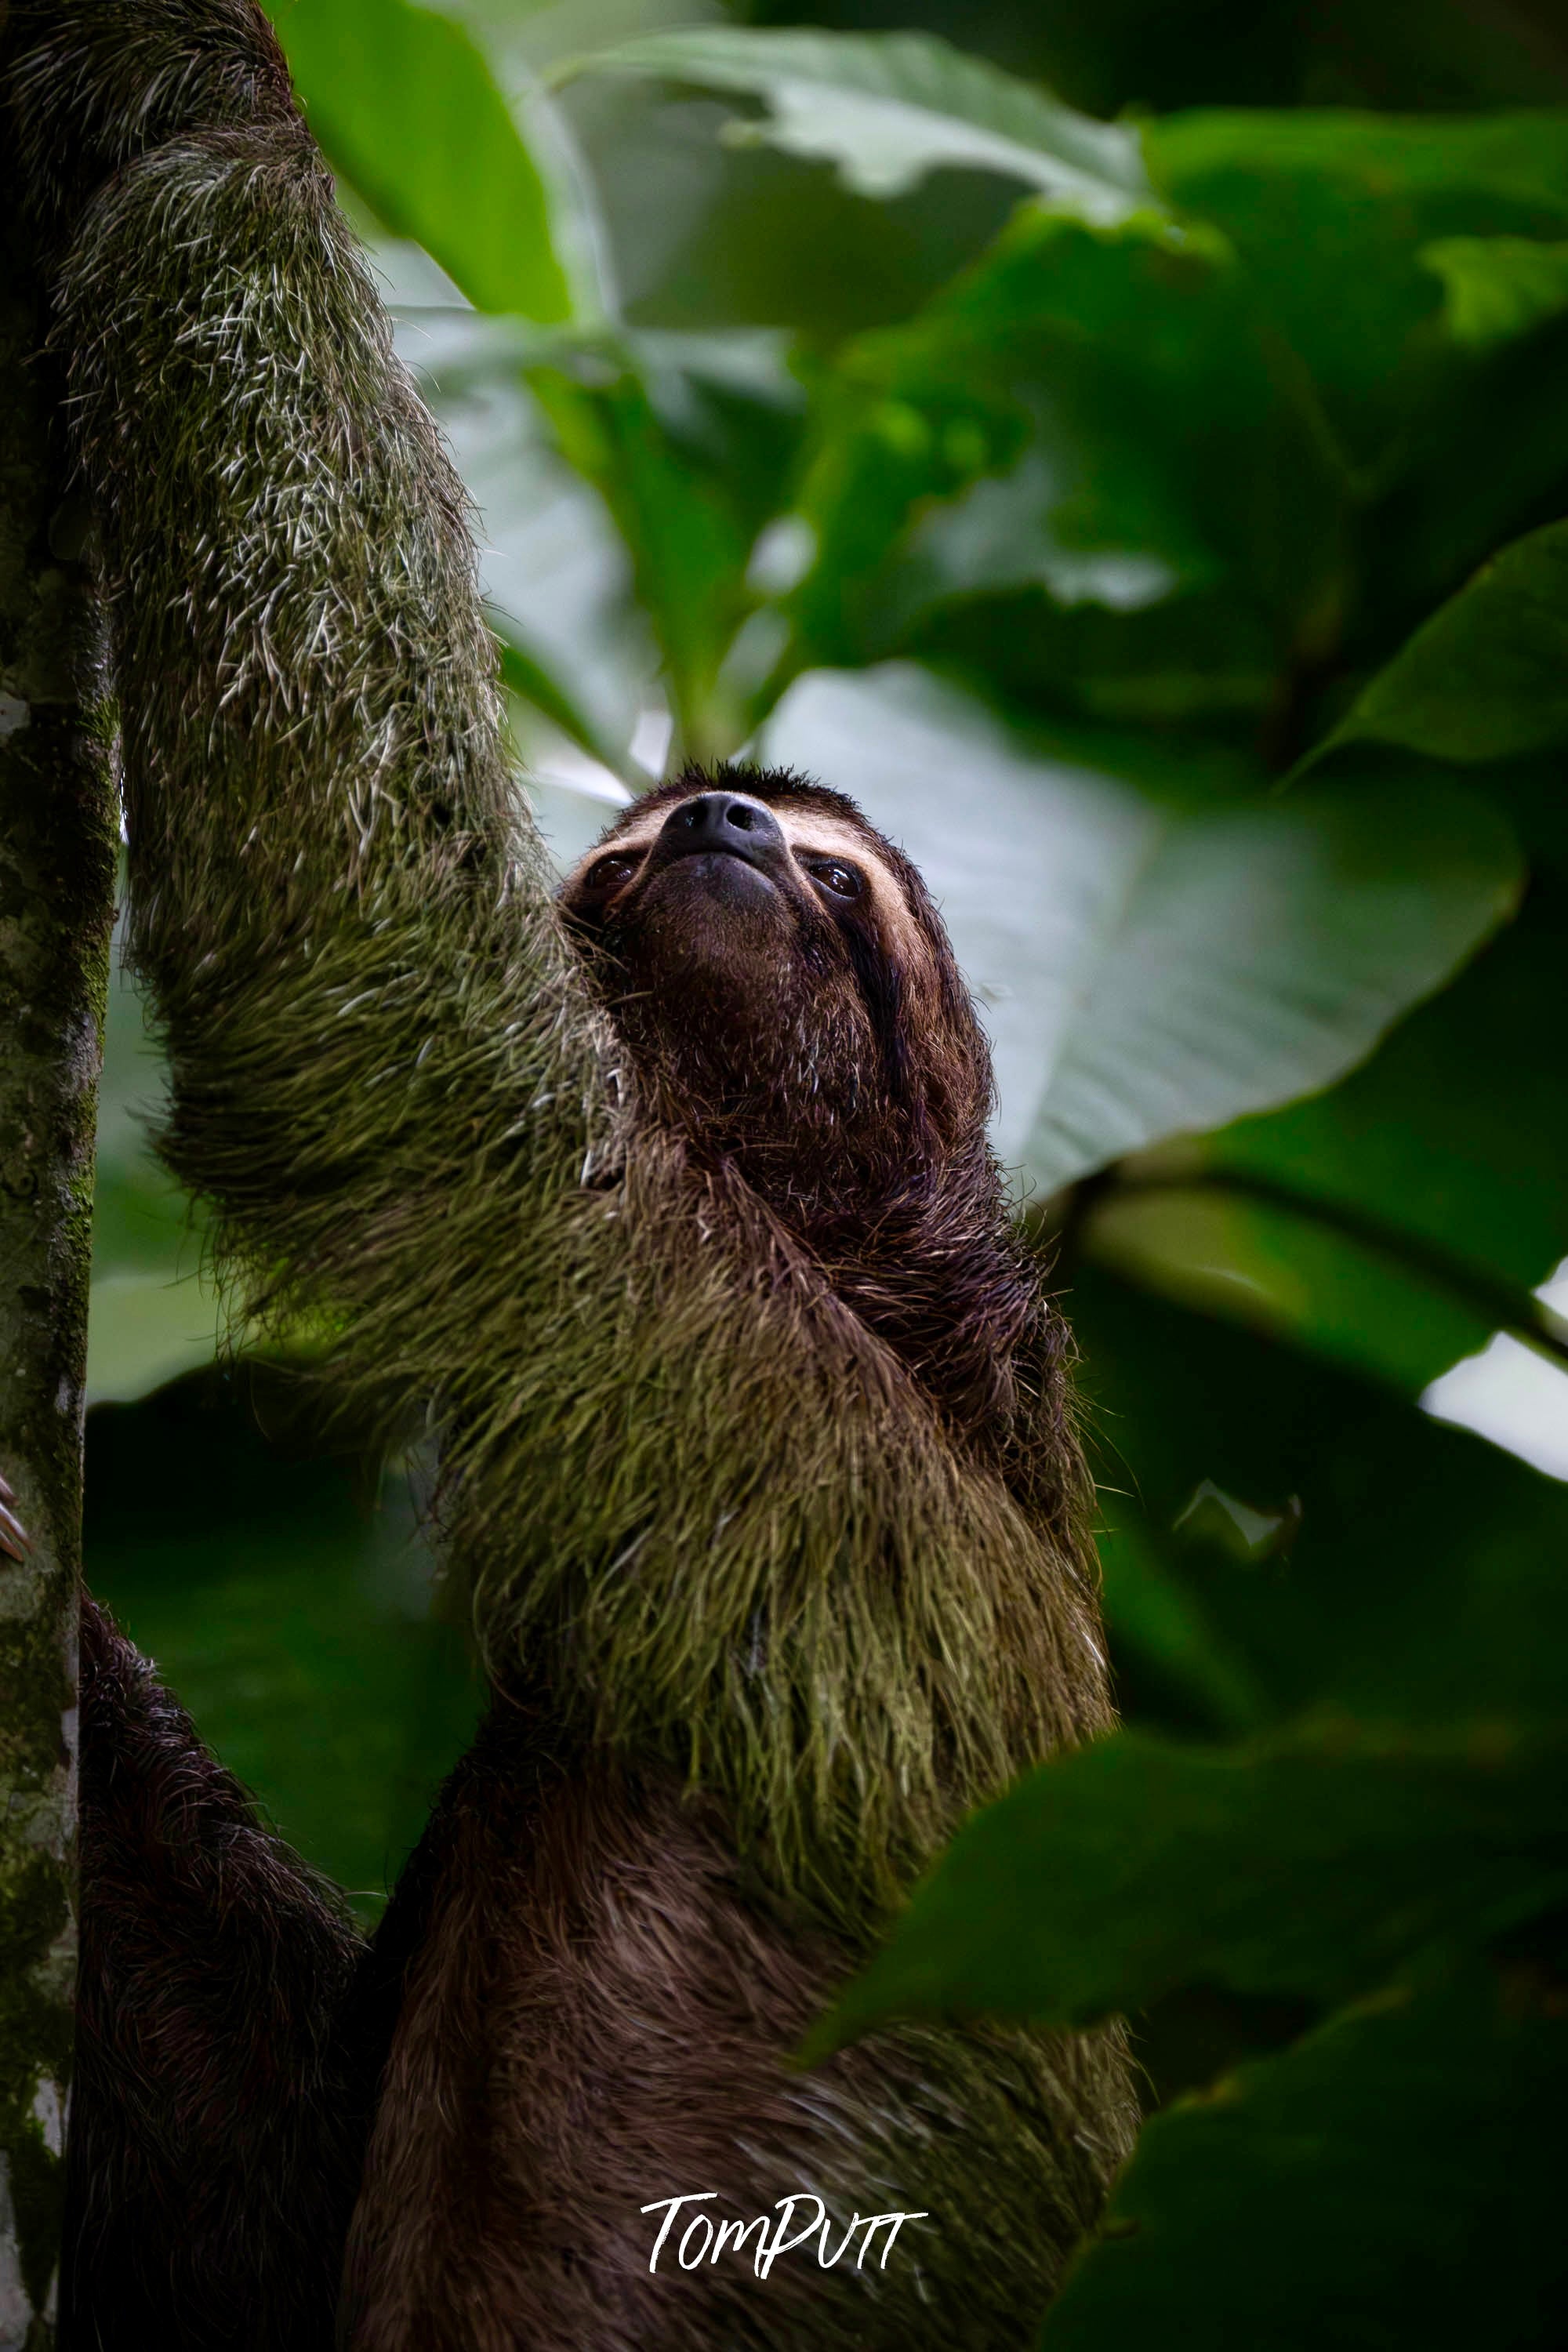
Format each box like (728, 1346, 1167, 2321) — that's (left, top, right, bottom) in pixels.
(662, 792, 786, 855)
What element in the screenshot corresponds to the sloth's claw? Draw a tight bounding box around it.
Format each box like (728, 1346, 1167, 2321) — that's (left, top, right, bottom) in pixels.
(0, 1485, 34, 1562)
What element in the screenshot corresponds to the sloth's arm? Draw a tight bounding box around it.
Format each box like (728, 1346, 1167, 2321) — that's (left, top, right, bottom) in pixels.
(7, 0, 610, 1392)
(7, 0, 1106, 1929)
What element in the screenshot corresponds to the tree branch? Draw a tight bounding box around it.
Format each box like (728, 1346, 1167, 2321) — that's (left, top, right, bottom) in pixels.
(0, 164, 117, 2350)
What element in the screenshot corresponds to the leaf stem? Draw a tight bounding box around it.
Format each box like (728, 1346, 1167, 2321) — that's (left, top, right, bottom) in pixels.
(1097, 1167, 1568, 1375)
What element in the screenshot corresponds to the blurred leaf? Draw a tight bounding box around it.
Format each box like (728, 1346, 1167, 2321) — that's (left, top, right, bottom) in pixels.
(1152, 107, 1568, 226)
(1069, 1265, 1568, 1736)
(400, 313, 802, 760)
(1041, 1962, 1568, 2351)
(567, 78, 1025, 346)
(1327, 517, 1568, 762)
(271, 0, 572, 321)
(811, 1725, 1568, 2049)
(902, 581, 1283, 735)
(762, 667, 1521, 1191)
(1361, 314, 1568, 630)
(778, 205, 1348, 690)
(1422, 235, 1568, 349)
(556, 27, 1156, 216)
(494, 629, 630, 775)
(527, 332, 802, 754)
(1087, 1519, 1271, 1739)
(527, 367, 750, 754)
(1146, 109, 1568, 622)
(86, 1377, 481, 1920)
(1148, 108, 1568, 452)
(1083, 1178, 1504, 1396)
(397, 311, 654, 764)
(86, 1272, 222, 1410)
(1196, 877, 1568, 1350)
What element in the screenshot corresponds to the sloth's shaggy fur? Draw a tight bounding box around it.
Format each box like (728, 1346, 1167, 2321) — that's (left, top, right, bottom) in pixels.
(11, 1, 1138, 2340)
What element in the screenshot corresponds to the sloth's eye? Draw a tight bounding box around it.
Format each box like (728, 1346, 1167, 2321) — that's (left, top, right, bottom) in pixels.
(583, 851, 640, 894)
(807, 859, 864, 902)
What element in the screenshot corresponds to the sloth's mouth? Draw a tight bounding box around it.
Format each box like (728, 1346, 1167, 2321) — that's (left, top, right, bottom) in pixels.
(639, 848, 790, 919)
(666, 845, 777, 885)
(648, 833, 789, 887)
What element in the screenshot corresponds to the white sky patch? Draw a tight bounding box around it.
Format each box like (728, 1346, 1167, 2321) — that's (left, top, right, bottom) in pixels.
(1422, 1260, 1568, 1483)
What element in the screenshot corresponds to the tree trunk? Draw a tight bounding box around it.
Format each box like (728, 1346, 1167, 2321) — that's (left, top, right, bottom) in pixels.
(0, 169, 117, 2352)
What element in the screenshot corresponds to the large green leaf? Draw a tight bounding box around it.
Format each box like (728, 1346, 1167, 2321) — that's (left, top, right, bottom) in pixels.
(810, 1726, 1568, 2050)
(1326, 517, 1568, 762)
(271, 0, 572, 321)
(555, 27, 1156, 216)
(1042, 1963, 1568, 2351)
(760, 666, 1521, 1192)
(1080, 1174, 1530, 1397)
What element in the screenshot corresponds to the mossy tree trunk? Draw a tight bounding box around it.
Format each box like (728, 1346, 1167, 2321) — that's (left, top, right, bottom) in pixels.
(0, 159, 116, 2352)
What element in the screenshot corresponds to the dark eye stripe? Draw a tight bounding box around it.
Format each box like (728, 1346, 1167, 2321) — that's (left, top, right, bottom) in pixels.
(584, 850, 640, 891)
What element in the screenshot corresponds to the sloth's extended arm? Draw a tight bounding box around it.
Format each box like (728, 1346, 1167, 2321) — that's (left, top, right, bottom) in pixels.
(8, 0, 1105, 1932)
(9, 0, 610, 1385)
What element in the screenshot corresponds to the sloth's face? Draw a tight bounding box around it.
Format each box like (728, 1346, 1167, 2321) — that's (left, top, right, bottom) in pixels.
(558, 775, 981, 1178)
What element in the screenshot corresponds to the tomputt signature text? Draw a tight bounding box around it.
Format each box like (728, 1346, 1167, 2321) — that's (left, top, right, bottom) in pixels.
(642, 2192, 929, 2278)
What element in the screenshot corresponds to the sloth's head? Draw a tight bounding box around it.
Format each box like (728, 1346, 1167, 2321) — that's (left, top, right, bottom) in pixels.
(559, 768, 993, 1197)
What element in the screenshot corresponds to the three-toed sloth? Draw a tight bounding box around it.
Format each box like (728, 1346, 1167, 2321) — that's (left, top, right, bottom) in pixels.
(5, 1, 1138, 2343)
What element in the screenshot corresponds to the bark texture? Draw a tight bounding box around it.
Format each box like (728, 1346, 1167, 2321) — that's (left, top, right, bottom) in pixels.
(0, 143, 117, 2352)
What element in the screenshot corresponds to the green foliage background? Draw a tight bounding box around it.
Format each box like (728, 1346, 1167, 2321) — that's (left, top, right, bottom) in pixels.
(85, 1, 1568, 2341)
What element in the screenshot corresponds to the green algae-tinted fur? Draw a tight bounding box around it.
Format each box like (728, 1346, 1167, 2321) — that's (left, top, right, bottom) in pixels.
(13, 0, 1116, 1944)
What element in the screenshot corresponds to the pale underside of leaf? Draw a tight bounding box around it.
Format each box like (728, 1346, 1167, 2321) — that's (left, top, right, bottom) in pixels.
(760, 666, 1521, 1193)
(556, 27, 1158, 218)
